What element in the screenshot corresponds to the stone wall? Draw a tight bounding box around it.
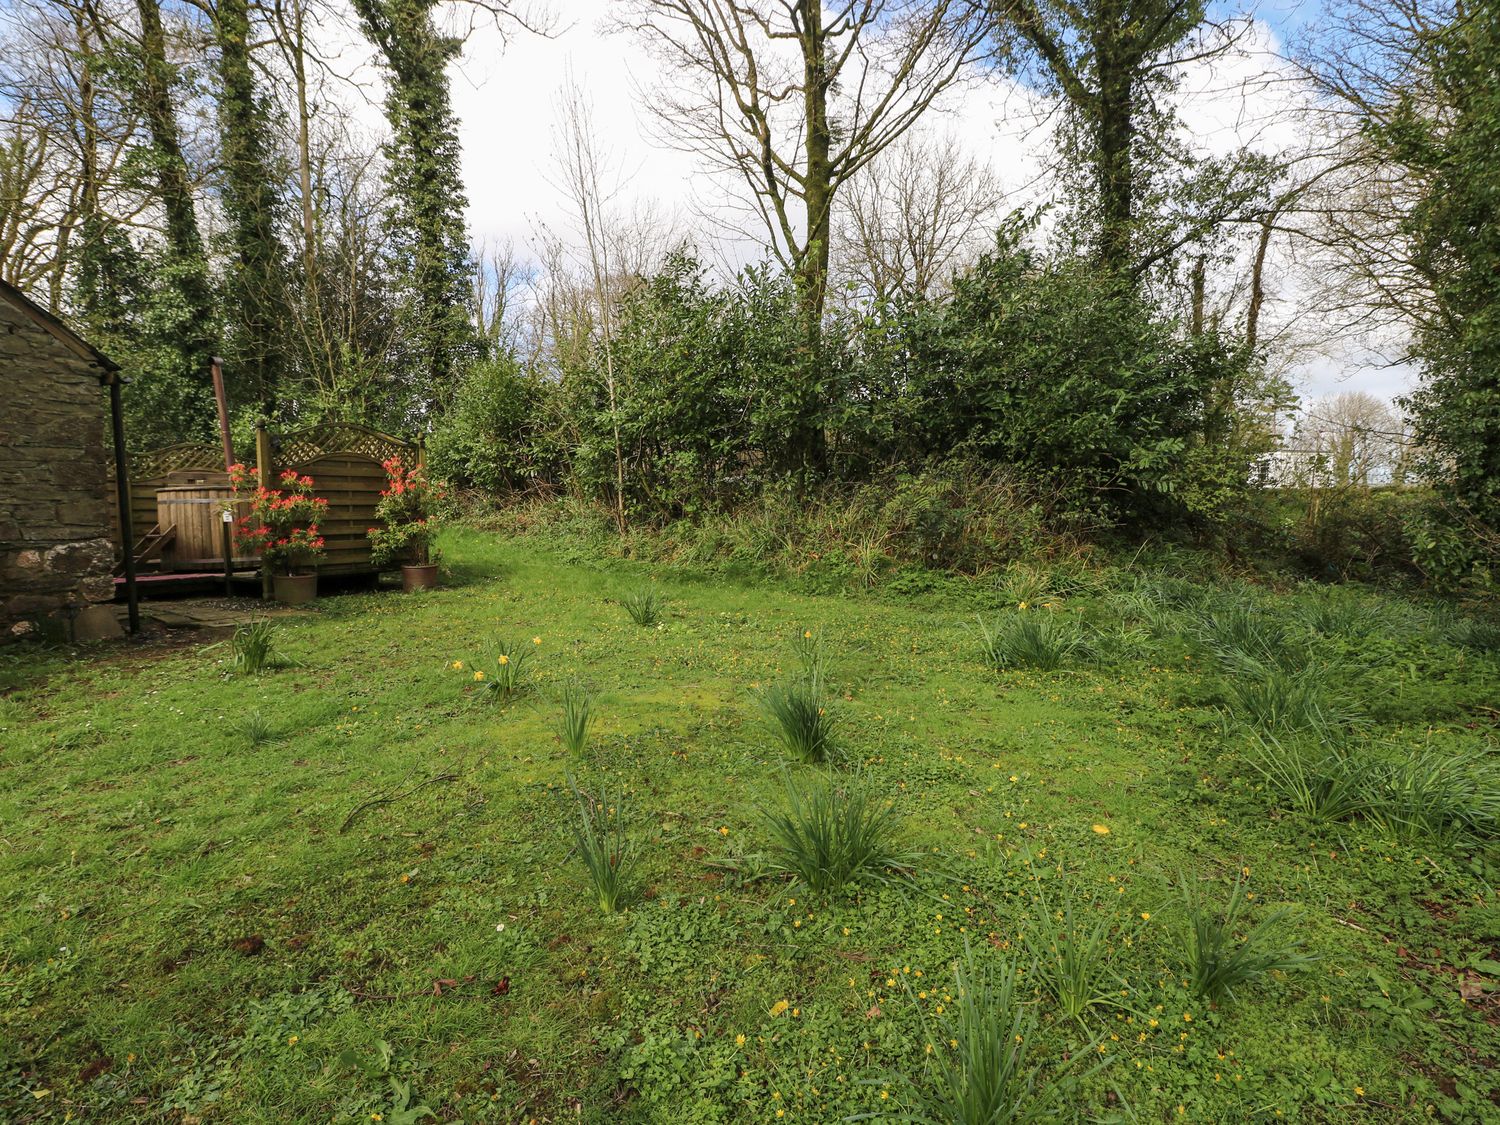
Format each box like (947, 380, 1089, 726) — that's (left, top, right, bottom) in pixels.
(0, 297, 116, 639)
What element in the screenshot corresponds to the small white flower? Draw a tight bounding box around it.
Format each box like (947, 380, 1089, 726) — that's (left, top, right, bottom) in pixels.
(495, 923, 505, 932)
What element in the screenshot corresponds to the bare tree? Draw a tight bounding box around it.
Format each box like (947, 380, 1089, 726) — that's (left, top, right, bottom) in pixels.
(614, 0, 989, 331)
(832, 129, 1002, 304)
(472, 237, 532, 350)
(1288, 391, 1409, 488)
(0, 0, 152, 308)
(550, 79, 631, 535)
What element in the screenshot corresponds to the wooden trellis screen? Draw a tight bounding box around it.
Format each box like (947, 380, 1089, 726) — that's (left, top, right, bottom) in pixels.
(110, 423, 419, 575)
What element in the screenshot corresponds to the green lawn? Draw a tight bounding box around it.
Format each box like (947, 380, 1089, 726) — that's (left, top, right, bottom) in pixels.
(2, 528, 1498, 1122)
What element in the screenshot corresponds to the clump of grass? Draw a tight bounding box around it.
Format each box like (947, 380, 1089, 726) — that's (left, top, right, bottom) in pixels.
(1220, 661, 1360, 739)
(473, 638, 531, 702)
(761, 771, 914, 894)
(975, 612, 1089, 671)
(1242, 733, 1368, 823)
(557, 681, 594, 754)
(1446, 615, 1500, 653)
(1178, 874, 1316, 1004)
(757, 680, 836, 762)
(1294, 589, 1385, 639)
(791, 627, 822, 674)
(893, 945, 1097, 1124)
(564, 775, 632, 913)
(233, 709, 275, 748)
(1363, 750, 1500, 845)
(1024, 879, 1127, 1023)
(620, 586, 665, 626)
(1195, 603, 1292, 670)
(755, 639, 836, 763)
(229, 619, 281, 674)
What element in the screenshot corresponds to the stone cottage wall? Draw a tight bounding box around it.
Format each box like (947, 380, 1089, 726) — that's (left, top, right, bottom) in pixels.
(0, 298, 116, 639)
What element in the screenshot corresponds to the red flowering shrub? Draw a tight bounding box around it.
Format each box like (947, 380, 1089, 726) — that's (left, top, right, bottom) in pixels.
(368, 456, 448, 567)
(230, 464, 330, 575)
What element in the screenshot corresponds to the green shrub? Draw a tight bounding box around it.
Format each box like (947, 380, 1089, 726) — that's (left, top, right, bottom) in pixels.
(427, 354, 558, 493)
(976, 612, 1090, 671)
(908, 235, 1279, 525)
(1178, 875, 1316, 1003)
(1283, 486, 1424, 582)
(761, 771, 913, 894)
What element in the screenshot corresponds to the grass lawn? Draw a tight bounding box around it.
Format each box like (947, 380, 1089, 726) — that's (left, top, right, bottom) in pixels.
(3, 528, 1499, 1122)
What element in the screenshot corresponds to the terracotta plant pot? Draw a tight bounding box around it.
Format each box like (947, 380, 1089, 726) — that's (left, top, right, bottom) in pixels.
(272, 573, 318, 605)
(401, 563, 439, 592)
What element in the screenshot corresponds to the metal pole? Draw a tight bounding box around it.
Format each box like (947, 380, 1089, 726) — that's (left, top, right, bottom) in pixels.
(221, 509, 234, 598)
(256, 421, 273, 600)
(211, 356, 233, 470)
(108, 376, 139, 634)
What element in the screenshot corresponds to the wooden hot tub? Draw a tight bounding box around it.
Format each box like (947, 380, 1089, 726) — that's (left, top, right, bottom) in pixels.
(155, 471, 253, 572)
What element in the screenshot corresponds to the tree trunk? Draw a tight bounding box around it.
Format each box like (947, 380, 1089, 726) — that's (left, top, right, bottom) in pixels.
(799, 0, 832, 334)
(1092, 0, 1134, 278)
(215, 0, 288, 418)
(134, 0, 216, 417)
(792, 0, 831, 478)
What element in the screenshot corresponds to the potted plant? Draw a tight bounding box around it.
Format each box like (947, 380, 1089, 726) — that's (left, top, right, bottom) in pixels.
(231, 465, 330, 604)
(368, 456, 447, 591)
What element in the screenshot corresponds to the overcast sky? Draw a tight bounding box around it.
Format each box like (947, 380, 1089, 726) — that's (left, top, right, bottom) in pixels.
(412, 0, 1414, 403)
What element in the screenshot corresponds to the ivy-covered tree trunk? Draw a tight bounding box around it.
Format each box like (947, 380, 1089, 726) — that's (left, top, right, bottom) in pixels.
(214, 0, 289, 420)
(71, 0, 131, 343)
(1391, 4, 1500, 583)
(133, 0, 217, 439)
(351, 0, 478, 423)
(798, 0, 832, 334)
(1092, 0, 1136, 279)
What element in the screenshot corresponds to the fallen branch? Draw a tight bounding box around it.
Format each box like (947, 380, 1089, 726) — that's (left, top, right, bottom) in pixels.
(339, 771, 460, 833)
